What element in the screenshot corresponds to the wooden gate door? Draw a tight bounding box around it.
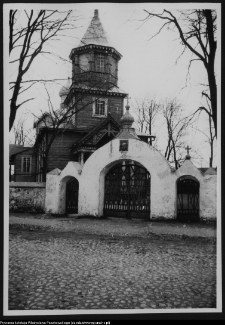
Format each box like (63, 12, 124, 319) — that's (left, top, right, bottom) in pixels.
(66, 178, 79, 214)
(104, 161, 150, 219)
(177, 176, 199, 221)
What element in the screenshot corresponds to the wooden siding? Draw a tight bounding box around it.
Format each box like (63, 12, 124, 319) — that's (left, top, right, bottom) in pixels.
(76, 95, 124, 129)
(47, 131, 84, 172)
(14, 149, 36, 182)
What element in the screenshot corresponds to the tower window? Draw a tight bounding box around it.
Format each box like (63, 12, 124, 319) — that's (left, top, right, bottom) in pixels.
(93, 98, 108, 117)
(96, 54, 105, 72)
(96, 100, 105, 115)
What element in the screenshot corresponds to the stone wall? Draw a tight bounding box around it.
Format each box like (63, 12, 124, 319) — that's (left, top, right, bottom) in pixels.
(9, 182, 46, 213)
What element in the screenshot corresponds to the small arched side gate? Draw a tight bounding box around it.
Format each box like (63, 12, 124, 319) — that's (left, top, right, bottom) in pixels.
(104, 160, 150, 219)
(177, 175, 200, 221)
(66, 178, 79, 214)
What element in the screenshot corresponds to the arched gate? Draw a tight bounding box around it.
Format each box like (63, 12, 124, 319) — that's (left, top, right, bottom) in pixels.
(177, 175, 199, 221)
(104, 161, 150, 219)
(66, 178, 79, 214)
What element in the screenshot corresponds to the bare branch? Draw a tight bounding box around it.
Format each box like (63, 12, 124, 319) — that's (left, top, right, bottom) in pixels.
(202, 91, 211, 102)
(17, 97, 35, 109)
(9, 10, 74, 130)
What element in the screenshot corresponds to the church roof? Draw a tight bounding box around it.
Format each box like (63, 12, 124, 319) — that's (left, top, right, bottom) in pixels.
(72, 113, 120, 152)
(59, 77, 72, 97)
(72, 84, 127, 95)
(79, 10, 112, 47)
(64, 84, 128, 106)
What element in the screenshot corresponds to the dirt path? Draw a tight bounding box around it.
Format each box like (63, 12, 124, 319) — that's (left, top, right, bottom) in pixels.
(9, 213, 216, 239)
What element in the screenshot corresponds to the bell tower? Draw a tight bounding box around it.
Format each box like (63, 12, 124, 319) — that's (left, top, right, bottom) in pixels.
(69, 9, 121, 89)
(64, 9, 127, 129)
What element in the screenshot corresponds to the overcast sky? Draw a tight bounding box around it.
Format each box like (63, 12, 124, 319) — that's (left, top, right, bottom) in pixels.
(5, 2, 221, 167)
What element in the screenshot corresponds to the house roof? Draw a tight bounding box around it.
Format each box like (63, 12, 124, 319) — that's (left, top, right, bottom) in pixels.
(9, 144, 33, 164)
(198, 167, 208, 173)
(79, 10, 112, 47)
(9, 144, 31, 157)
(198, 167, 217, 175)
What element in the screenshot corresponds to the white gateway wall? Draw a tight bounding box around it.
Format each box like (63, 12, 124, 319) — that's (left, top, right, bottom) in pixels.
(45, 138, 217, 220)
(79, 138, 177, 218)
(176, 160, 217, 220)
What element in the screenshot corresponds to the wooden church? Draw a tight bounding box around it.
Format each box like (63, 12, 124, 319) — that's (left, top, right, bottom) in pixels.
(33, 9, 151, 182)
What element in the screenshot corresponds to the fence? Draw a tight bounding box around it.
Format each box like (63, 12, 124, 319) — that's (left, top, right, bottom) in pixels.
(9, 182, 46, 213)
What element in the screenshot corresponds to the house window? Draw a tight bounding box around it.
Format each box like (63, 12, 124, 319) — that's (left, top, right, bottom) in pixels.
(22, 156, 31, 173)
(93, 98, 108, 117)
(96, 54, 105, 72)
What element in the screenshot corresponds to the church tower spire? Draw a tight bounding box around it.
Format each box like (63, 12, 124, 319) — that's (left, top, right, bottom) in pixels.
(79, 9, 112, 47)
(69, 9, 123, 89)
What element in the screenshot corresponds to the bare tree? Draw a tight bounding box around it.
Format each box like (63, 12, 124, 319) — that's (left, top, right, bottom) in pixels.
(9, 9, 76, 130)
(162, 99, 189, 169)
(134, 96, 161, 145)
(143, 9, 217, 136)
(12, 114, 35, 146)
(192, 96, 216, 167)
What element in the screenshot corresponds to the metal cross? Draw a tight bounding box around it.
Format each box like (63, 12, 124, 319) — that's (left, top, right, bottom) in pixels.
(185, 145, 191, 155)
(127, 96, 131, 105)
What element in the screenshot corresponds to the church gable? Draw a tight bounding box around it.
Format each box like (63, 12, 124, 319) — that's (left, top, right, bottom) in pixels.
(72, 113, 120, 152)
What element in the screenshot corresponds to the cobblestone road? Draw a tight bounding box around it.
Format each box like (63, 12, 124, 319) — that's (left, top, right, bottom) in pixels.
(8, 223, 216, 311)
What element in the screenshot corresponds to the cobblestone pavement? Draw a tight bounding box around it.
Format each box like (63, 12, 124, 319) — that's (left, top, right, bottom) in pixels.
(8, 218, 216, 311)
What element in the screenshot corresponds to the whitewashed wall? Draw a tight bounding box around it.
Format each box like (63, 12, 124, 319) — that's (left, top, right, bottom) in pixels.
(175, 160, 217, 220)
(45, 138, 217, 220)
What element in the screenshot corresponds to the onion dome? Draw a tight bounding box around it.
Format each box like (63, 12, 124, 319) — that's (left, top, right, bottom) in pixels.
(120, 104, 134, 128)
(59, 77, 72, 97)
(116, 103, 140, 140)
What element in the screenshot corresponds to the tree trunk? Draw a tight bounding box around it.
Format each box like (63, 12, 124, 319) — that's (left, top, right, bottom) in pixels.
(207, 66, 217, 137)
(9, 102, 17, 131)
(204, 9, 217, 137)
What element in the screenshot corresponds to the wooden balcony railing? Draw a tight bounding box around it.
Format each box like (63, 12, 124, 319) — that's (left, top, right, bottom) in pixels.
(72, 71, 117, 87)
